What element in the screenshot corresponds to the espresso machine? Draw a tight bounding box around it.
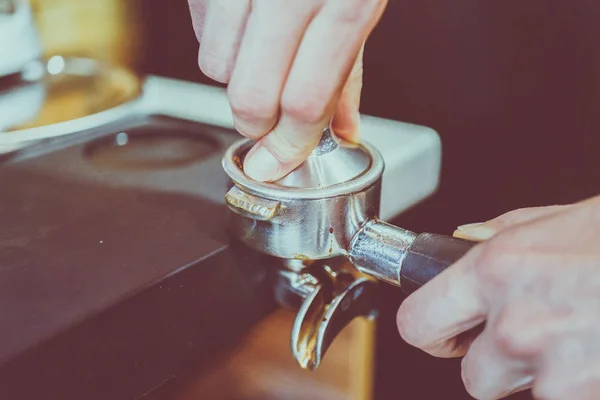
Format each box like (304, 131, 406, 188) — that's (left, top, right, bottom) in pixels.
(0, 1, 467, 398)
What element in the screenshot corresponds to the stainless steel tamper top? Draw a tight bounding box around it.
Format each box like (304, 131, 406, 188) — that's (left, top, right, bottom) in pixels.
(222, 126, 475, 369)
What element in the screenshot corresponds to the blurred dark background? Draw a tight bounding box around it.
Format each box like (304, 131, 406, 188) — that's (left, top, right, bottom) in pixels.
(133, 2, 600, 398)
(30, 0, 600, 398)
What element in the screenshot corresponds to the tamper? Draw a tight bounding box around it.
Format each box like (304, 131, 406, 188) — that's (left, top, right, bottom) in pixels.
(222, 126, 476, 369)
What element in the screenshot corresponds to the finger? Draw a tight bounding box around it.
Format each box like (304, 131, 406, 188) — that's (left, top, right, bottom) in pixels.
(396, 247, 487, 355)
(331, 43, 364, 142)
(493, 295, 574, 361)
(227, 0, 318, 139)
(197, 0, 250, 83)
(461, 328, 534, 400)
(419, 323, 484, 359)
(578, 194, 600, 206)
(188, 0, 207, 40)
(453, 205, 568, 241)
(243, 0, 387, 182)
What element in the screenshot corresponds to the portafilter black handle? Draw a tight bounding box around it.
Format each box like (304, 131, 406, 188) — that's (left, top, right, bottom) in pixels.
(399, 233, 476, 295)
(348, 220, 477, 295)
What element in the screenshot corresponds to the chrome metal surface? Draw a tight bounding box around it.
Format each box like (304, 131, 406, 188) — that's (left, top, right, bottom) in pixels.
(274, 269, 319, 311)
(222, 126, 423, 285)
(280, 263, 378, 370)
(276, 126, 371, 189)
(222, 118, 444, 370)
(348, 219, 417, 287)
(223, 127, 384, 260)
(226, 181, 380, 260)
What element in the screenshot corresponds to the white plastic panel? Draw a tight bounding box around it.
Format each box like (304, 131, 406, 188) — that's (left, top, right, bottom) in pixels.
(142, 76, 442, 221)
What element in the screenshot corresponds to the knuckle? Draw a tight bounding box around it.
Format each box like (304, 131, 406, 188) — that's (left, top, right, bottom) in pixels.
(227, 86, 278, 129)
(396, 301, 419, 346)
(267, 129, 314, 162)
(494, 313, 538, 358)
(471, 242, 507, 285)
(281, 88, 329, 125)
(471, 233, 521, 286)
(198, 50, 230, 83)
(336, 0, 386, 24)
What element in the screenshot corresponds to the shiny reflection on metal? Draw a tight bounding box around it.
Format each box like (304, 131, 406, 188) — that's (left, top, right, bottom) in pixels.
(115, 132, 128, 146)
(282, 259, 314, 273)
(226, 182, 379, 260)
(225, 186, 280, 221)
(223, 127, 383, 260)
(348, 219, 417, 287)
(222, 126, 420, 284)
(284, 263, 378, 370)
(274, 269, 319, 311)
(276, 127, 371, 189)
(46, 56, 66, 76)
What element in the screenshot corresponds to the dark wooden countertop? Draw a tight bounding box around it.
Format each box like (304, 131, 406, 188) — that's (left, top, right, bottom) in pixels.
(0, 116, 278, 399)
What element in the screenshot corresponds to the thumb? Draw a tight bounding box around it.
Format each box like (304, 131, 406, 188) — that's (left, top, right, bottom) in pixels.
(453, 205, 568, 241)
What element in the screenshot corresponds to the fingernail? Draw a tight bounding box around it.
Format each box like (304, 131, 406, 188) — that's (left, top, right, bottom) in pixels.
(454, 224, 497, 241)
(244, 146, 280, 182)
(233, 119, 258, 139)
(456, 222, 484, 231)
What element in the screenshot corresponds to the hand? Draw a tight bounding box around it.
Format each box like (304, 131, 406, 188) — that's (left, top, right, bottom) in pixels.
(397, 195, 600, 400)
(188, 0, 387, 181)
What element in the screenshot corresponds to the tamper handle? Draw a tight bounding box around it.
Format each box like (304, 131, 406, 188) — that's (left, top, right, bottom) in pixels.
(399, 233, 476, 295)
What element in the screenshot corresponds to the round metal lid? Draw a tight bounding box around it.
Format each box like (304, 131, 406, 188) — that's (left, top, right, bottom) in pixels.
(275, 127, 371, 189)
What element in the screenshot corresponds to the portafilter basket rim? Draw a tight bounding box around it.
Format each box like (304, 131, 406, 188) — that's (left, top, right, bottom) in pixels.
(221, 138, 385, 201)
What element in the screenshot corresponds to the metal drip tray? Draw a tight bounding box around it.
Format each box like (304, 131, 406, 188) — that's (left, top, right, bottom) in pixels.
(84, 127, 219, 171)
